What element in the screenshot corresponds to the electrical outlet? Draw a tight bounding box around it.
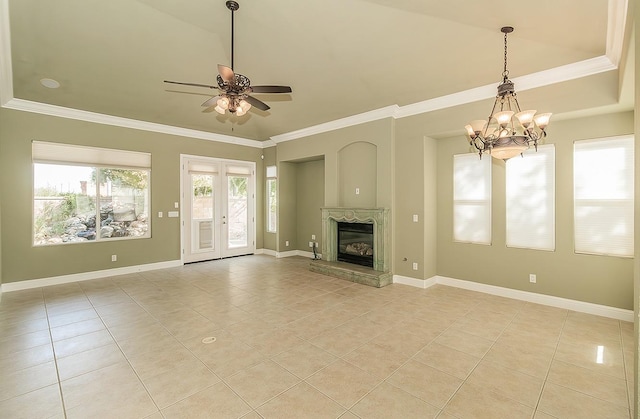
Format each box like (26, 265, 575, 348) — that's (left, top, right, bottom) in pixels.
(529, 274, 537, 283)
(412, 214, 418, 222)
(309, 241, 313, 248)
(111, 255, 117, 262)
(158, 212, 163, 218)
(174, 202, 179, 208)
(311, 234, 316, 240)
(412, 262, 418, 270)
(285, 240, 289, 247)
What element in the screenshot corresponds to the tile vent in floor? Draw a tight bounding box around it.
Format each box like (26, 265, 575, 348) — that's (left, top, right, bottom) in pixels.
(201, 337, 217, 344)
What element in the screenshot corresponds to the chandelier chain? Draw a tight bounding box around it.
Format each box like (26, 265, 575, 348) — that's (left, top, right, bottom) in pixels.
(502, 30, 509, 80)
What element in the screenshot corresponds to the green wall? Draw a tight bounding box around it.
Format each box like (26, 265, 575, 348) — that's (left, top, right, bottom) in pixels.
(436, 111, 635, 309)
(392, 116, 438, 279)
(277, 161, 297, 251)
(276, 118, 394, 266)
(0, 104, 635, 312)
(277, 118, 394, 209)
(338, 142, 376, 208)
(0, 108, 263, 283)
(295, 159, 325, 252)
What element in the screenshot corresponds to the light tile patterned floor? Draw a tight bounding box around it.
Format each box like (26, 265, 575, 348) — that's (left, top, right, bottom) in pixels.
(0, 255, 634, 418)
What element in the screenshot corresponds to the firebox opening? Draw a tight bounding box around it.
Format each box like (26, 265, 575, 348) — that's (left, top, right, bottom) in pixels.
(337, 222, 374, 268)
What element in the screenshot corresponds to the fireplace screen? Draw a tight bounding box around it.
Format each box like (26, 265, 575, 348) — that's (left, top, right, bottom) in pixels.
(337, 222, 374, 267)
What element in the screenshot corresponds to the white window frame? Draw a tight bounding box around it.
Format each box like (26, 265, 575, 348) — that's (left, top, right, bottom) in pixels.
(573, 135, 634, 257)
(32, 141, 151, 246)
(453, 153, 491, 245)
(266, 165, 277, 233)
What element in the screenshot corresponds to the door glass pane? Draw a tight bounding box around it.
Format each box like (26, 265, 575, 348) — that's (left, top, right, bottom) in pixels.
(227, 176, 248, 248)
(192, 174, 214, 251)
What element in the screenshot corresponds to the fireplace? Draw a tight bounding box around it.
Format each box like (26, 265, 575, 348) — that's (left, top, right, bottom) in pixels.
(310, 207, 391, 287)
(337, 222, 374, 267)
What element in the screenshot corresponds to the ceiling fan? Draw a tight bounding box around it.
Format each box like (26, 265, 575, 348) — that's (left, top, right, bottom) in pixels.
(164, 0, 292, 117)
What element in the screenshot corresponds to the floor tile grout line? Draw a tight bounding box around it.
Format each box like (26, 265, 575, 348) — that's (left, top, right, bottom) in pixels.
(618, 319, 634, 417)
(110, 275, 271, 416)
(434, 299, 528, 416)
(5, 257, 631, 418)
(311, 297, 482, 416)
(42, 286, 69, 419)
(83, 273, 166, 416)
(539, 314, 633, 413)
(440, 299, 573, 416)
(532, 308, 569, 416)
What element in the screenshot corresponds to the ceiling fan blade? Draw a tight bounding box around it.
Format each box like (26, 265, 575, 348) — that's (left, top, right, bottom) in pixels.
(245, 95, 270, 111)
(218, 64, 235, 83)
(251, 85, 292, 94)
(201, 96, 221, 107)
(164, 80, 217, 89)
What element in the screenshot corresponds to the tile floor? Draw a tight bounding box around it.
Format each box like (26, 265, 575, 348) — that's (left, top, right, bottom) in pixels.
(0, 255, 634, 419)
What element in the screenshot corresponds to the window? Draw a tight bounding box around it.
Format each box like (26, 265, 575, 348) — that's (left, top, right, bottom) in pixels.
(453, 153, 491, 244)
(266, 165, 277, 233)
(33, 142, 151, 246)
(506, 145, 555, 250)
(574, 136, 634, 257)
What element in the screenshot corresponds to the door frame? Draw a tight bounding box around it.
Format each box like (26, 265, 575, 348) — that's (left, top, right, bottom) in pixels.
(180, 154, 256, 264)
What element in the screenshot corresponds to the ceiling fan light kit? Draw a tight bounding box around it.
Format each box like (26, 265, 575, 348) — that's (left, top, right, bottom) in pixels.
(164, 0, 292, 117)
(465, 26, 552, 160)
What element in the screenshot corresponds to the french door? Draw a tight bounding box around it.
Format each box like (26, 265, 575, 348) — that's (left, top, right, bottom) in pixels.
(181, 156, 255, 263)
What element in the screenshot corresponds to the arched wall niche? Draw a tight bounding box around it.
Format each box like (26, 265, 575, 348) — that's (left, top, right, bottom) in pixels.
(337, 141, 377, 208)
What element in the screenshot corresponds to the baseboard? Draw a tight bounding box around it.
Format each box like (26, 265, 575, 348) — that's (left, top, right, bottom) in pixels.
(391, 273, 632, 322)
(256, 248, 277, 257)
(276, 250, 299, 258)
(276, 250, 322, 259)
(1, 260, 183, 293)
(297, 250, 322, 259)
(393, 274, 437, 289)
(435, 275, 633, 322)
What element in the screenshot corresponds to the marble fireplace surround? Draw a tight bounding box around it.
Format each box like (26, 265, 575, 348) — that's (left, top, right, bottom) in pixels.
(311, 207, 391, 287)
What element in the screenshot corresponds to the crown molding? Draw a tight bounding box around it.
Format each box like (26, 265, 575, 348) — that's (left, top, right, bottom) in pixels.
(0, 0, 13, 106)
(4, 98, 265, 148)
(276, 55, 618, 137)
(606, 0, 629, 65)
(270, 105, 400, 144)
(0, 0, 628, 147)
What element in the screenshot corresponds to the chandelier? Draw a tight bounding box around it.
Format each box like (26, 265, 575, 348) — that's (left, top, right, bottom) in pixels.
(465, 27, 552, 160)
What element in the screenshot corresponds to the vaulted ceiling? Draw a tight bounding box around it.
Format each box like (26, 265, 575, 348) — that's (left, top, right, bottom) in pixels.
(0, 0, 634, 144)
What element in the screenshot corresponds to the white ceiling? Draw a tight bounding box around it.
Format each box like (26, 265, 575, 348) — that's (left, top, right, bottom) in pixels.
(0, 0, 633, 144)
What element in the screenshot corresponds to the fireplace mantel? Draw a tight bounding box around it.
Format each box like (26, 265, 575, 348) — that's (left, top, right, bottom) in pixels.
(311, 207, 391, 287)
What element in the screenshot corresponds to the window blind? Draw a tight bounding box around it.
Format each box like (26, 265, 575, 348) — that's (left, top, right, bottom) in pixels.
(574, 135, 634, 257)
(266, 165, 277, 178)
(453, 153, 491, 244)
(32, 141, 150, 169)
(505, 144, 555, 251)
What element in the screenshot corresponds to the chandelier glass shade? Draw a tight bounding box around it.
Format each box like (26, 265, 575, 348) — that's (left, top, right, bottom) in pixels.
(465, 27, 552, 160)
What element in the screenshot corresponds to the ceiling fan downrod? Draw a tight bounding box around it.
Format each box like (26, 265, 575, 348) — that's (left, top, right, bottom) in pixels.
(226, 1, 239, 70)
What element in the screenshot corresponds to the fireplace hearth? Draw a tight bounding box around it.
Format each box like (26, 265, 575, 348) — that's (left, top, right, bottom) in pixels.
(310, 207, 391, 287)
